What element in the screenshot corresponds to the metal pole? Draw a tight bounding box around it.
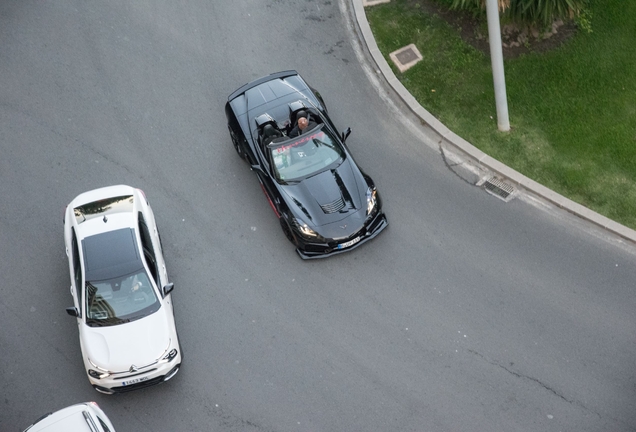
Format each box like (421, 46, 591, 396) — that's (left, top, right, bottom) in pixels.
(485, 0, 510, 131)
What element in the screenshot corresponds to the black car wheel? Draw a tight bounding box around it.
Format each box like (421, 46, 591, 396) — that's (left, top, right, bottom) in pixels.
(279, 217, 295, 244)
(228, 125, 246, 161)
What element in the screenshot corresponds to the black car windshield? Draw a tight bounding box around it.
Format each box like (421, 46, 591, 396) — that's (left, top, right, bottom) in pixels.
(85, 269, 160, 327)
(268, 125, 345, 182)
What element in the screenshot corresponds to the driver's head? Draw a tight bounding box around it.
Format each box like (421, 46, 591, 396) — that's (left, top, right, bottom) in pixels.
(298, 116, 309, 130)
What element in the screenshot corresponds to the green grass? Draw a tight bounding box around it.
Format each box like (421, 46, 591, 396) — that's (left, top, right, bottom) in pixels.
(366, 0, 636, 229)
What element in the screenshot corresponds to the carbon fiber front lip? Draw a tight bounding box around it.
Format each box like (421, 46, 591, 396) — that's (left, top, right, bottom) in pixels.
(295, 212, 388, 259)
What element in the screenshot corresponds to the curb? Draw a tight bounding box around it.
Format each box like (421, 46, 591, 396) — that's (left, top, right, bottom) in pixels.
(350, 0, 636, 245)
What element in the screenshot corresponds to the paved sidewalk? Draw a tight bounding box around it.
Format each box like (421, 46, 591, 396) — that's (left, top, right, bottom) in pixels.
(349, 0, 636, 244)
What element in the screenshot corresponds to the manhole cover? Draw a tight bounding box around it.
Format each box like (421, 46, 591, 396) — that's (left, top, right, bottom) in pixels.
(389, 44, 423, 72)
(396, 49, 418, 64)
(363, 0, 391, 5)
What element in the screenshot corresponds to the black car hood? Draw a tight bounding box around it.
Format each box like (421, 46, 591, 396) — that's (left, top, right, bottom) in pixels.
(280, 158, 367, 229)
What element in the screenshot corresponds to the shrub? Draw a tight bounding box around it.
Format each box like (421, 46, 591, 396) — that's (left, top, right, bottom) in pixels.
(447, 0, 588, 27)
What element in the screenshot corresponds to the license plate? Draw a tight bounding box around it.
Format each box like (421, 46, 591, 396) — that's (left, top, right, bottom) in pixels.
(122, 376, 148, 386)
(337, 236, 361, 249)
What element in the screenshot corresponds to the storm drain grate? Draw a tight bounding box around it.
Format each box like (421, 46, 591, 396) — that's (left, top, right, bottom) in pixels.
(483, 176, 515, 201)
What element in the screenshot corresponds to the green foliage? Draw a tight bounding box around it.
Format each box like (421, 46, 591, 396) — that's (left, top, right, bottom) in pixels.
(366, 0, 636, 229)
(575, 8, 593, 33)
(448, 0, 588, 26)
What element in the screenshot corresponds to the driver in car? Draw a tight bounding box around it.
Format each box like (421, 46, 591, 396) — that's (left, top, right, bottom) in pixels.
(289, 113, 317, 137)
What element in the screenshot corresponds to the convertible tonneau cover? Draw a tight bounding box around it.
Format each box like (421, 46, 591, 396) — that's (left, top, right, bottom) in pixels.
(227, 70, 298, 102)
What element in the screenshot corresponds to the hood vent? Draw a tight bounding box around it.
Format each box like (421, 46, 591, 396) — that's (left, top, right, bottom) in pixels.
(321, 197, 346, 214)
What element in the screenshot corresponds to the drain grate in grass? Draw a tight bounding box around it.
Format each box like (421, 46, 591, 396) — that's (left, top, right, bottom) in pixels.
(363, 0, 391, 6)
(389, 44, 423, 72)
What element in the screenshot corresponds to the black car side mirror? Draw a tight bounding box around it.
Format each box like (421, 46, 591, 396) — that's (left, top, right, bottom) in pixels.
(162, 283, 174, 298)
(66, 307, 79, 317)
(341, 127, 351, 142)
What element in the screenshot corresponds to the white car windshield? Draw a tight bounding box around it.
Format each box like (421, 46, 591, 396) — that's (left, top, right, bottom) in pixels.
(85, 269, 160, 327)
(268, 125, 345, 182)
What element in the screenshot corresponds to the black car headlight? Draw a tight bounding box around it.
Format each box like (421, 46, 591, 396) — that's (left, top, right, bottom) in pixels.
(162, 349, 178, 362)
(366, 187, 378, 216)
(88, 369, 111, 379)
(291, 217, 321, 240)
(298, 223, 317, 238)
(88, 359, 112, 379)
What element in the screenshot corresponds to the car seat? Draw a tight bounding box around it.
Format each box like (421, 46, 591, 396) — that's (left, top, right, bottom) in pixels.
(261, 124, 282, 147)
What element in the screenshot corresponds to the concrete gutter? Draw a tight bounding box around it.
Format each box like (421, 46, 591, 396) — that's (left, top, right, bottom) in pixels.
(349, 0, 636, 244)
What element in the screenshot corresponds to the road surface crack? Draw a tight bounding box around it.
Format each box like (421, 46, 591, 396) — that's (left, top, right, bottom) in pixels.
(467, 349, 603, 420)
(439, 142, 481, 186)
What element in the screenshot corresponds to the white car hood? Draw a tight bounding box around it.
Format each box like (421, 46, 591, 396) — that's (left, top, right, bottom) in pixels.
(82, 308, 171, 371)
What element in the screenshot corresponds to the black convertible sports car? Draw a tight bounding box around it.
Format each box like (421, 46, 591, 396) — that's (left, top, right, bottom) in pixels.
(225, 70, 388, 259)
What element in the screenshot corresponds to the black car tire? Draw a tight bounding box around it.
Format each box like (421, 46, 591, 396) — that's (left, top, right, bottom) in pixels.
(279, 217, 295, 244)
(228, 125, 247, 161)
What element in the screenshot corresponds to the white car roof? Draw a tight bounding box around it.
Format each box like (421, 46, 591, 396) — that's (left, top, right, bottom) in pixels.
(23, 402, 115, 432)
(67, 185, 146, 281)
(70, 186, 140, 240)
(69, 184, 136, 208)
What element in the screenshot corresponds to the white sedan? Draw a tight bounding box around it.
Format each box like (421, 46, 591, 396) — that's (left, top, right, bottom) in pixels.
(64, 185, 181, 394)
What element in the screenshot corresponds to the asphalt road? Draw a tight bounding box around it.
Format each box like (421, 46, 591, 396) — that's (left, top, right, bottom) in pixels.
(1, 1, 635, 431)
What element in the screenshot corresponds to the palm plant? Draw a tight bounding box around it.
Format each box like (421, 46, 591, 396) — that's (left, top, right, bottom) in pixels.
(447, 0, 587, 27)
